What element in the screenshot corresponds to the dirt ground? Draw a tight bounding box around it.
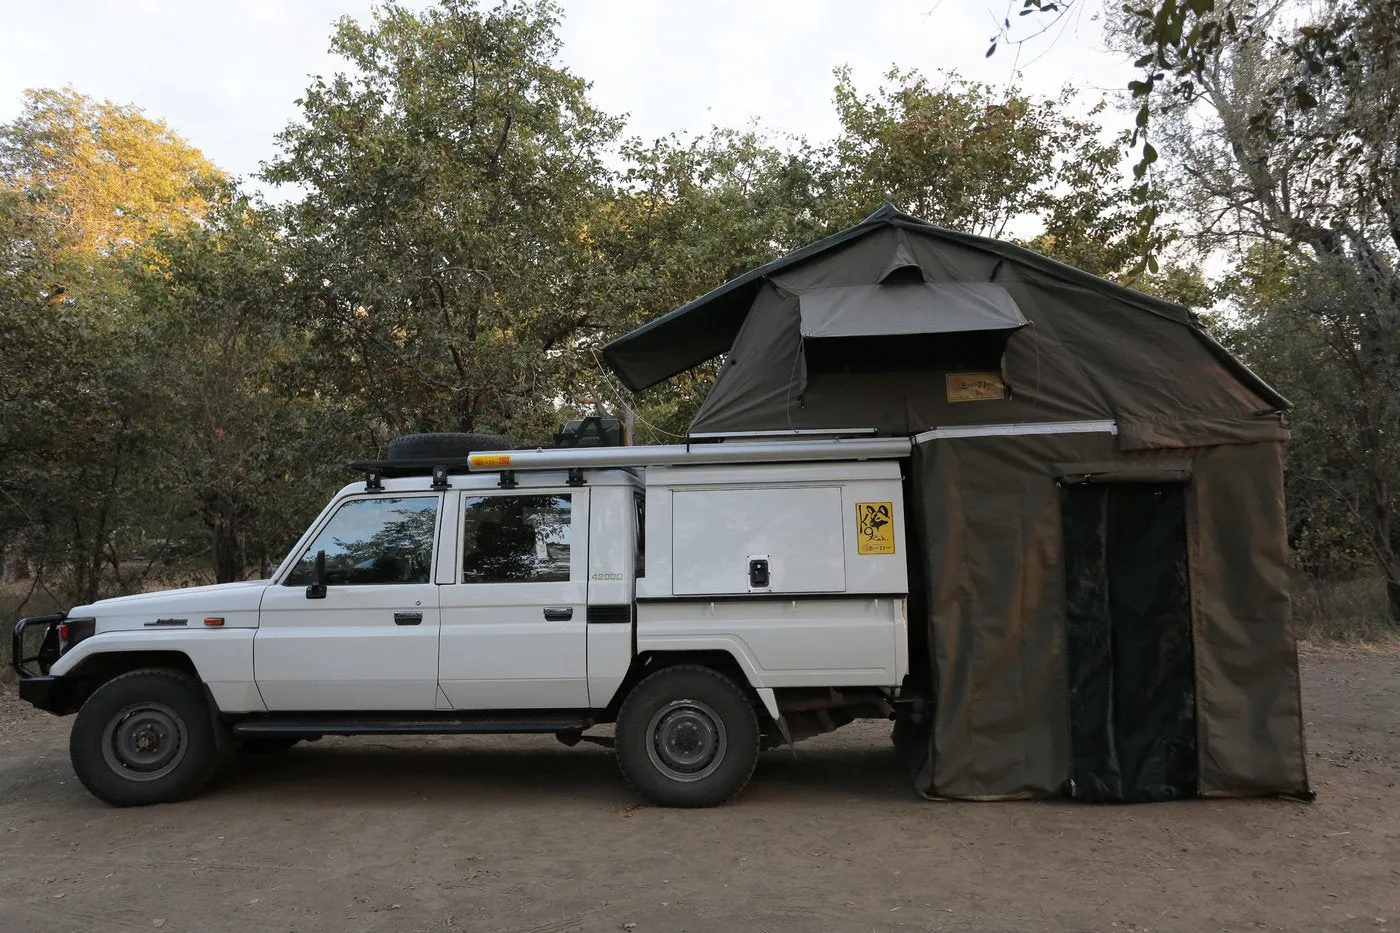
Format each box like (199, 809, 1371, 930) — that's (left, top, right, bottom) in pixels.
(1, 647, 1396, 933)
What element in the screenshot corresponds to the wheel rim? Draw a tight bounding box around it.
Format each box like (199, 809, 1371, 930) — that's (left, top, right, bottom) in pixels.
(101, 702, 188, 782)
(646, 699, 728, 783)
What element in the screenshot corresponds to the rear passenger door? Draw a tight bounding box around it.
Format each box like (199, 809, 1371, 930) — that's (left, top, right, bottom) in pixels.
(438, 489, 590, 710)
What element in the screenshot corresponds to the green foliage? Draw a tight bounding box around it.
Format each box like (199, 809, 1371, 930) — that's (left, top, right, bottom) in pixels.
(128, 192, 361, 582)
(1119, 0, 1400, 620)
(1219, 247, 1400, 589)
(585, 129, 835, 438)
(829, 69, 1169, 280)
(0, 87, 225, 257)
(265, 0, 622, 443)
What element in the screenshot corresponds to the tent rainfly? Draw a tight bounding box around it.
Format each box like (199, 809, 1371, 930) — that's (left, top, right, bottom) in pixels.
(603, 204, 1310, 802)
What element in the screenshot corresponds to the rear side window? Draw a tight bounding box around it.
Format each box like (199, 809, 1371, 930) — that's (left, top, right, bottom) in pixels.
(461, 494, 572, 584)
(635, 494, 646, 578)
(285, 496, 439, 586)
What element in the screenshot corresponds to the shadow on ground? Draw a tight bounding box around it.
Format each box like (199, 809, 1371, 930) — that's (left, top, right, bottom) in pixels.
(196, 731, 917, 806)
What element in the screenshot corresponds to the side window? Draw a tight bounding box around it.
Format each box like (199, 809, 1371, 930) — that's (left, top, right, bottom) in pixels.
(461, 494, 572, 584)
(285, 496, 439, 586)
(635, 493, 646, 578)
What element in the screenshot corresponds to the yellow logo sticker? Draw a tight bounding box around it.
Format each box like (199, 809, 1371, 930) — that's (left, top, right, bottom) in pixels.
(855, 501, 896, 555)
(470, 454, 512, 468)
(946, 372, 1006, 402)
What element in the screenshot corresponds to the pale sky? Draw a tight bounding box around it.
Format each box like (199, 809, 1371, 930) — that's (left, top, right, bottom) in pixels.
(0, 0, 1135, 194)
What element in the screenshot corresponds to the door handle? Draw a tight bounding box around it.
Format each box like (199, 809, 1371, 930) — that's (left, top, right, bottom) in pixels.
(543, 607, 573, 622)
(394, 611, 423, 626)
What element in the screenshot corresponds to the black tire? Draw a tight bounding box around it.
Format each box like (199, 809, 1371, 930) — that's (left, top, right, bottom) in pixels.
(615, 665, 760, 808)
(387, 432, 509, 461)
(69, 669, 221, 807)
(238, 736, 301, 755)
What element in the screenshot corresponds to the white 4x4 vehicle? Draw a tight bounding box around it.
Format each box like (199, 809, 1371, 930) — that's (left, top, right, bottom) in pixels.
(12, 433, 911, 808)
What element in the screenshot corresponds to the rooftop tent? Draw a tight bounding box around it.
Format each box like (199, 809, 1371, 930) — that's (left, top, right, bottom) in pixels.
(603, 204, 1310, 802)
(603, 204, 1287, 449)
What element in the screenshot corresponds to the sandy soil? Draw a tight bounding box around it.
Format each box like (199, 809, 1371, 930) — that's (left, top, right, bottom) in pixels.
(1, 645, 1396, 933)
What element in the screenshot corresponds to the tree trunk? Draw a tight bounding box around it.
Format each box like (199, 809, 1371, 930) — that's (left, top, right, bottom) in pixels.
(2, 552, 29, 582)
(207, 491, 246, 584)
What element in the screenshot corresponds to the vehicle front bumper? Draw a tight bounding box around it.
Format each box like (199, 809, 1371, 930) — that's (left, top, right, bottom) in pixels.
(17, 675, 81, 715)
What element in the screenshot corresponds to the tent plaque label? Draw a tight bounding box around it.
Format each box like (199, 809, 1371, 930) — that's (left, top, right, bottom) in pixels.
(855, 502, 896, 555)
(946, 372, 1005, 402)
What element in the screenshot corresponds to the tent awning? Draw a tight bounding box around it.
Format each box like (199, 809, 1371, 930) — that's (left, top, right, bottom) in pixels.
(798, 282, 1026, 340)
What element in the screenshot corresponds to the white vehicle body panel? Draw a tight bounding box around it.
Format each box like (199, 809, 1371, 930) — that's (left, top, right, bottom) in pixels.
(66, 579, 269, 627)
(437, 486, 591, 709)
(672, 485, 847, 595)
(255, 490, 444, 710)
(50, 627, 265, 713)
(54, 580, 270, 712)
(634, 597, 908, 688)
(584, 484, 641, 707)
(256, 582, 442, 710)
(638, 461, 907, 601)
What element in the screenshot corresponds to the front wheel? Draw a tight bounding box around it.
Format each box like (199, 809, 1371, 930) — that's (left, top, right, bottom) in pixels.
(615, 665, 760, 808)
(69, 669, 221, 807)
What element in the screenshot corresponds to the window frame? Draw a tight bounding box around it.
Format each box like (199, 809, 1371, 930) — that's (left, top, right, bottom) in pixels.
(280, 493, 444, 587)
(457, 490, 580, 586)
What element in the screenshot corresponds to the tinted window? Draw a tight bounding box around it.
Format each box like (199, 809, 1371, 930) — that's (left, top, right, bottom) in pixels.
(285, 497, 439, 586)
(461, 495, 571, 584)
(635, 494, 645, 578)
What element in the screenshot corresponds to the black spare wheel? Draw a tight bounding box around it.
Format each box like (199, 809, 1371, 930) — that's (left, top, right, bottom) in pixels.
(387, 432, 510, 460)
(69, 669, 222, 807)
(615, 665, 760, 808)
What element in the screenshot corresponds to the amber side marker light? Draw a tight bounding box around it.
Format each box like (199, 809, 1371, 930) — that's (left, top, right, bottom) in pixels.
(204, 617, 225, 627)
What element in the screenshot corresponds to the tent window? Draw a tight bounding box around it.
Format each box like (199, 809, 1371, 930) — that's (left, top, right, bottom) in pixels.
(799, 282, 1026, 373)
(880, 263, 925, 284)
(803, 330, 1012, 372)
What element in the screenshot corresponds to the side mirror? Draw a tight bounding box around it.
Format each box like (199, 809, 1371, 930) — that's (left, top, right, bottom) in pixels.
(306, 549, 328, 600)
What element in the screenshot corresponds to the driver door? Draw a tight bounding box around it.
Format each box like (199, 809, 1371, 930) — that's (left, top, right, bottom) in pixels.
(255, 494, 443, 711)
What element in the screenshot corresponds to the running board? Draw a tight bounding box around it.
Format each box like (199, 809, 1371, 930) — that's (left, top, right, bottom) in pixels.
(231, 711, 593, 737)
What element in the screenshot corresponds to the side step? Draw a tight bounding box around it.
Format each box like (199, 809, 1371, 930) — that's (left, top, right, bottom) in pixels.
(231, 711, 593, 738)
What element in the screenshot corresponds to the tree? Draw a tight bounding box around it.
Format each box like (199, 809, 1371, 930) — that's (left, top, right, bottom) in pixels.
(1219, 246, 1387, 582)
(1138, 1, 1400, 620)
(0, 87, 225, 258)
(129, 192, 359, 582)
(266, 0, 622, 445)
(584, 129, 833, 440)
(0, 88, 238, 603)
(0, 202, 161, 602)
(828, 69, 1167, 279)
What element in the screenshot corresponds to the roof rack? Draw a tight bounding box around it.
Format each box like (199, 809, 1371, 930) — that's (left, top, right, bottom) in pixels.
(462, 436, 910, 473)
(685, 427, 877, 441)
(347, 436, 910, 492)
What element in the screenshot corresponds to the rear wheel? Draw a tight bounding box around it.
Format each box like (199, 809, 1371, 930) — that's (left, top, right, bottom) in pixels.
(615, 665, 760, 808)
(69, 669, 221, 807)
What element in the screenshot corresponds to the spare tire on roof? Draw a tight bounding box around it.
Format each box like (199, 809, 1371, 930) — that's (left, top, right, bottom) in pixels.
(387, 432, 510, 461)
